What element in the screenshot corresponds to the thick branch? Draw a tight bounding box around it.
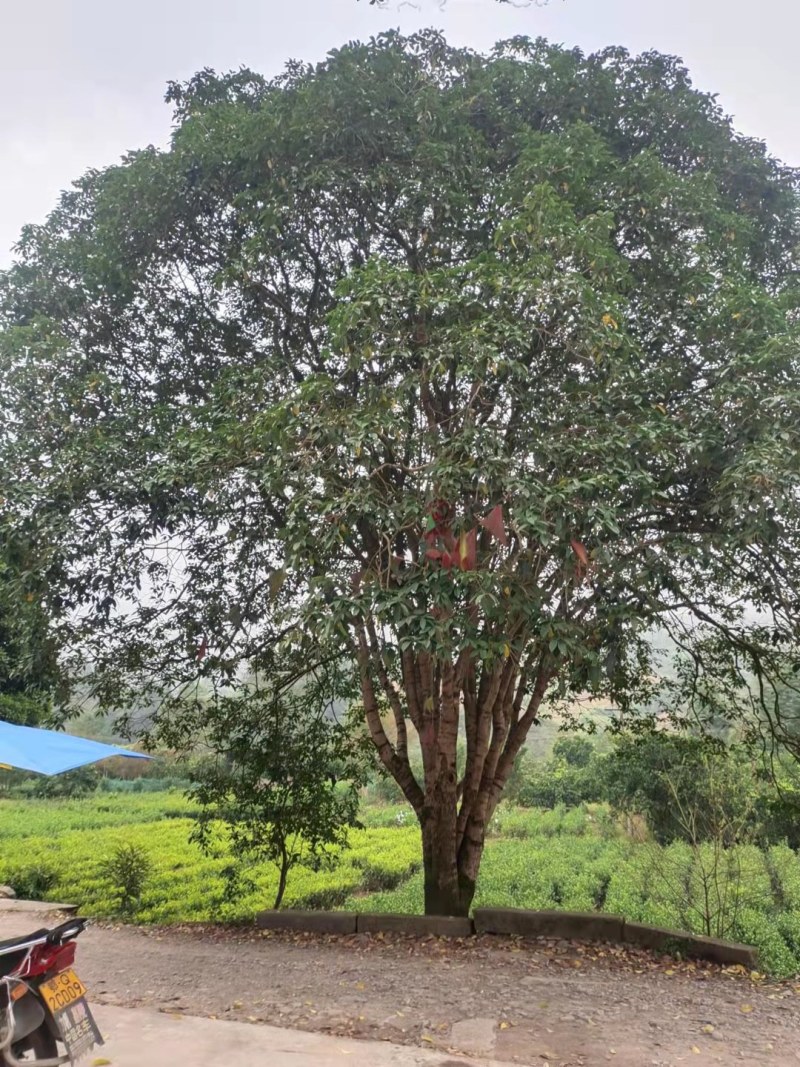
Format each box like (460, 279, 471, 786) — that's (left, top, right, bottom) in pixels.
(357, 629, 423, 814)
(366, 617, 408, 761)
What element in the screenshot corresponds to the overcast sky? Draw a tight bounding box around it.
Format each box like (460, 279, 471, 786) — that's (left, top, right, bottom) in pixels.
(1, 0, 798, 267)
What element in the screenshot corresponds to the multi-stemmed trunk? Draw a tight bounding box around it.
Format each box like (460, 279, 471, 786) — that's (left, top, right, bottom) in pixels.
(422, 812, 475, 916)
(421, 803, 487, 916)
(358, 636, 553, 916)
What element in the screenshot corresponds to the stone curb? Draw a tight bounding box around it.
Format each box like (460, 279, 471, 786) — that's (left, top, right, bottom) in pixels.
(0, 900, 79, 915)
(622, 921, 758, 968)
(253, 907, 758, 967)
(356, 912, 474, 938)
(255, 909, 357, 934)
(474, 907, 624, 943)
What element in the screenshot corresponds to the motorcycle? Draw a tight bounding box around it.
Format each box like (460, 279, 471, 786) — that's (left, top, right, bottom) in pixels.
(0, 918, 103, 1066)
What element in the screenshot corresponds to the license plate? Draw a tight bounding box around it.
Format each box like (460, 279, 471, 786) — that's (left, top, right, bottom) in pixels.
(41, 970, 104, 1063)
(40, 970, 87, 1016)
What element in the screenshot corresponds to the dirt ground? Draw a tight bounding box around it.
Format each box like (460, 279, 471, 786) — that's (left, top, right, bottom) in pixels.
(3, 911, 799, 1067)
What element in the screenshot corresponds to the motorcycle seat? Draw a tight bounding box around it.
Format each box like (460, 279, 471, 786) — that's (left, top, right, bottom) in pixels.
(0, 931, 48, 956)
(0, 949, 29, 978)
(0, 930, 48, 979)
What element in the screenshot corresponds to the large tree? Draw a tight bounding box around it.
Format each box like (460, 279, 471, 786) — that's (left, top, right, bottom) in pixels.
(1, 32, 799, 914)
(0, 533, 57, 725)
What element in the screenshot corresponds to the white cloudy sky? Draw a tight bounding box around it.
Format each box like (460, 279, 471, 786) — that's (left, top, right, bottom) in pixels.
(1, 0, 798, 267)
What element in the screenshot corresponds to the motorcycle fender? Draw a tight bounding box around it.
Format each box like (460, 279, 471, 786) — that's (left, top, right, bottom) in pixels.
(10, 994, 46, 1042)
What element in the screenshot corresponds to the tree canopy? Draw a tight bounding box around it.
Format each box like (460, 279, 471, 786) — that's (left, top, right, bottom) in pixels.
(1, 31, 799, 913)
(0, 537, 57, 725)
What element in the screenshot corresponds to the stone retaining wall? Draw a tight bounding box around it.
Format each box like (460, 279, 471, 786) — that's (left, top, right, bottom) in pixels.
(257, 909, 358, 935)
(473, 907, 624, 943)
(621, 920, 756, 968)
(357, 912, 474, 938)
(255, 906, 758, 968)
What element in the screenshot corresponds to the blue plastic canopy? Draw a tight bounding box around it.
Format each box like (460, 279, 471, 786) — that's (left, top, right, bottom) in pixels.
(0, 720, 151, 776)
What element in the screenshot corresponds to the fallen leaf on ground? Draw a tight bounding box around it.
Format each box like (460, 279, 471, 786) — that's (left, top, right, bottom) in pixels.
(739, 1004, 754, 1014)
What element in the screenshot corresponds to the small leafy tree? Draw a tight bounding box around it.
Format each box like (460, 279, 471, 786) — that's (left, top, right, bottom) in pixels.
(602, 734, 753, 845)
(32, 766, 100, 799)
(172, 687, 367, 910)
(98, 843, 153, 916)
(505, 743, 605, 808)
(605, 731, 800, 848)
(640, 756, 762, 940)
(2, 33, 800, 915)
(551, 736, 594, 768)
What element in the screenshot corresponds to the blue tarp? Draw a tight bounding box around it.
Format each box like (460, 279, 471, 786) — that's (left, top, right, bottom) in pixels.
(0, 720, 151, 776)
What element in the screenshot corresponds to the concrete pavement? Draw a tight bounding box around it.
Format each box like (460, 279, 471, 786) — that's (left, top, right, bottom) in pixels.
(93, 1005, 509, 1067)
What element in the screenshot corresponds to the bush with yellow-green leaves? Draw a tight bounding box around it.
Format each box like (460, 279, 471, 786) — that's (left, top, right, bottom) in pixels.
(3, 793, 800, 977)
(0, 793, 422, 924)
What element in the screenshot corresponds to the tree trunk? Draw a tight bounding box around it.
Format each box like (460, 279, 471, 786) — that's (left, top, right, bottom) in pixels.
(274, 846, 289, 909)
(426, 802, 482, 917)
(422, 813, 477, 916)
(358, 635, 554, 918)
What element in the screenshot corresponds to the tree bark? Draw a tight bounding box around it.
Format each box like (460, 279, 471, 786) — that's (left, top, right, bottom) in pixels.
(422, 809, 476, 916)
(358, 631, 555, 917)
(274, 844, 289, 909)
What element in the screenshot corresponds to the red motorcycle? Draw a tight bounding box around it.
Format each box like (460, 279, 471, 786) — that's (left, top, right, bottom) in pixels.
(0, 918, 102, 1066)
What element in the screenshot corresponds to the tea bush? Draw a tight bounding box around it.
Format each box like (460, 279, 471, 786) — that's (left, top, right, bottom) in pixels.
(2, 794, 800, 977)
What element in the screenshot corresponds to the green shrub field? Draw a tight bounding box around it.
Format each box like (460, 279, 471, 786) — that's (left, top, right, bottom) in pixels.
(2, 793, 800, 977)
(0, 792, 421, 923)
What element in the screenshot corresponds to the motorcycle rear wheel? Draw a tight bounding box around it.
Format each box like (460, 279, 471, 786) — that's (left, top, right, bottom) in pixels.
(5, 1023, 59, 1063)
